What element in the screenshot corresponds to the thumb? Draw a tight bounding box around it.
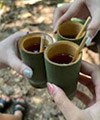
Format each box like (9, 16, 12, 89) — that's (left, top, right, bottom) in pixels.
(86, 14, 100, 46)
(7, 52, 33, 78)
(47, 83, 80, 120)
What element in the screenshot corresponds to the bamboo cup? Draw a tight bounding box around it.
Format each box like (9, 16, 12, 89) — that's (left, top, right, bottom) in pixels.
(19, 32, 53, 88)
(44, 41, 82, 99)
(57, 21, 86, 45)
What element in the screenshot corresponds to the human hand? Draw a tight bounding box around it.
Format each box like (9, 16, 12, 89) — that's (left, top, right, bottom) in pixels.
(53, 0, 100, 40)
(0, 32, 33, 78)
(47, 61, 100, 120)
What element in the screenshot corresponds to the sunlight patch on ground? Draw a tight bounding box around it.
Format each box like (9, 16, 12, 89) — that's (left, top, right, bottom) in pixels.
(32, 97, 43, 104)
(0, 6, 10, 16)
(23, 0, 42, 5)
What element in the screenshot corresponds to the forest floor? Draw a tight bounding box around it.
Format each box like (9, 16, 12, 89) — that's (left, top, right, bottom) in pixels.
(0, 0, 100, 120)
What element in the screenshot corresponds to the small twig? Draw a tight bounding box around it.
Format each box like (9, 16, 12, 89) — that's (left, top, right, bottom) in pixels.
(72, 36, 88, 62)
(76, 16, 91, 39)
(40, 35, 45, 52)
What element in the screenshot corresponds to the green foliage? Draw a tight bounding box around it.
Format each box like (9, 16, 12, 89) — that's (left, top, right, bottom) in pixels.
(71, 18, 85, 25)
(0, 3, 3, 7)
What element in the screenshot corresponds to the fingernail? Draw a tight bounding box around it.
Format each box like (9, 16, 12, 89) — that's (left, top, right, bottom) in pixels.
(23, 69, 33, 78)
(7, 97, 10, 101)
(86, 36, 92, 46)
(26, 31, 30, 34)
(47, 82, 56, 95)
(53, 30, 57, 34)
(53, 28, 57, 34)
(86, 32, 92, 46)
(54, 31, 57, 34)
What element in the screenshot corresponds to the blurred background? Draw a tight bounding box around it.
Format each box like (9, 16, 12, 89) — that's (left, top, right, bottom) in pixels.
(0, 0, 100, 120)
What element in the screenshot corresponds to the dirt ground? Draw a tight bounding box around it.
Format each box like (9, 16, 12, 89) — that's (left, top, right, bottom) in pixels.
(0, 0, 100, 120)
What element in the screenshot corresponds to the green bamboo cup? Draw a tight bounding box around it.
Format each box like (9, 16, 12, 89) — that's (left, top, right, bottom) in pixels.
(44, 41, 82, 99)
(19, 32, 53, 88)
(57, 21, 86, 45)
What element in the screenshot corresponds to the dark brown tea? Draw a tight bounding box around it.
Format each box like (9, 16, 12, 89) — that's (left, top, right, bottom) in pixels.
(50, 53, 73, 64)
(26, 43, 47, 53)
(63, 35, 76, 39)
(26, 43, 40, 53)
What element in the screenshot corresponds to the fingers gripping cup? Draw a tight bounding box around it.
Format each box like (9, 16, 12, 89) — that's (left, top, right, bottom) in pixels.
(44, 41, 82, 99)
(57, 21, 86, 45)
(19, 32, 53, 88)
